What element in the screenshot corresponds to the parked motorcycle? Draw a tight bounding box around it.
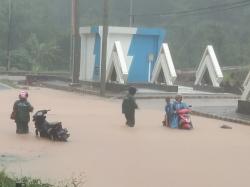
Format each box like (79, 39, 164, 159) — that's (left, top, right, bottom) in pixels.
(177, 106, 193, 130)
(32, 110, 70, 141)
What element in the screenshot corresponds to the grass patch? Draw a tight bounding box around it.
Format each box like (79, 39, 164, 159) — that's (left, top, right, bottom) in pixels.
(0, 170, 52, 187)
(0, 170, 86, 187)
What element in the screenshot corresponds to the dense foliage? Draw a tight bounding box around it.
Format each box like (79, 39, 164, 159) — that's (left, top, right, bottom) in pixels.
(0, 0, 249, 71)
(0, 170, 52, 187)
(0, 170, 86, 186)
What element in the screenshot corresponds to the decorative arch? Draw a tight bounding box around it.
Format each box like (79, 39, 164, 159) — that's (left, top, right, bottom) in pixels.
(106, 41, 128, 84)
(194, 45, 223, 87)
(151, 43, 177, 85)
(242, 71, 250, 100)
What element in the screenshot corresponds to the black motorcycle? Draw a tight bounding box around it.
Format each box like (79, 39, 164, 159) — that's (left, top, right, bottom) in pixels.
(32, 110, 70, 141)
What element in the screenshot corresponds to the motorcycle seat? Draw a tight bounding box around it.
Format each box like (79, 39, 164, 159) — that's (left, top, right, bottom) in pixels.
(49, 122, 61, 126)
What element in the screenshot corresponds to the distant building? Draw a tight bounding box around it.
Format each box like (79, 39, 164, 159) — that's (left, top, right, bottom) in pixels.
(79, 26, 165, 83)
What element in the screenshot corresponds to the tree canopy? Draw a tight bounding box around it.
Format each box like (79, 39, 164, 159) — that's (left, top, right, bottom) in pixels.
(0, 0, 249, 71)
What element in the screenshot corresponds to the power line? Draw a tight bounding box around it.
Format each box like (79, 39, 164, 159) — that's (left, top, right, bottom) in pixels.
(132, 0, 250, 17)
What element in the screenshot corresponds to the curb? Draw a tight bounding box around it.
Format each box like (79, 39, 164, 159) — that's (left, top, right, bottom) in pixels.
(0, 82, 12, 89)
(36, 82, 240, 100)
(191, 110, 250, 126)
(42, 83, 100, 96)
(112, 94, 239, 100)
(134, 95, 239, 100)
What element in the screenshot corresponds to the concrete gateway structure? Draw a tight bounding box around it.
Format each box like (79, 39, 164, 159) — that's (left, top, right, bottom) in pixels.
(237, 70, 250, 115)
(106, 41, 128, 84)
(151, 43, 177, 85)
(243, 71, 250, 89)
(241, 71, 250, 101)
(194, 45, 223, 87)
(79, 26, 165, 83)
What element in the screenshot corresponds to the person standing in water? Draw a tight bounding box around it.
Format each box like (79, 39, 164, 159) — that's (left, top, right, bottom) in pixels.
(122, 86, 138, 127)
(11, 90, 33, 134)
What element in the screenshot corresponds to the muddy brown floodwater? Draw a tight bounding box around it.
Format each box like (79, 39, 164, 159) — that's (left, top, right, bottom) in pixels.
(1, 87, 250, 187)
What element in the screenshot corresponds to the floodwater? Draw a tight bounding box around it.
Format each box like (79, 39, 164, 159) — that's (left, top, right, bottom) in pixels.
(1, 87, 250, 187)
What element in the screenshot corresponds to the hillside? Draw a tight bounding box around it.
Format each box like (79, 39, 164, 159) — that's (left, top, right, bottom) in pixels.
(0, 0, 250, 70)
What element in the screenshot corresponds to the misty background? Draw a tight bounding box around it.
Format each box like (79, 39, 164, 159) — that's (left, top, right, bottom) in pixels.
(0, 0, 250, 72)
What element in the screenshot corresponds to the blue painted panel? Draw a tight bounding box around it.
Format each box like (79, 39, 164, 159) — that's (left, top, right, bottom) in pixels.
(91, 26, 99, 34)
(128, 34, 158, 83)
(89, 26, 165, 83)
(136, 28, 165, 52)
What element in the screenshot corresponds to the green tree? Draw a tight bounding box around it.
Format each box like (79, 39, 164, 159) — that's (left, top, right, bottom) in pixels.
(25, 33, 61, 72)
(11, 33, 61, 72)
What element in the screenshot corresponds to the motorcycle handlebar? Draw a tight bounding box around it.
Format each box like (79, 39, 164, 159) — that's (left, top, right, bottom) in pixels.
(34, 109, 51, 115)
(40, 109, 50, 113)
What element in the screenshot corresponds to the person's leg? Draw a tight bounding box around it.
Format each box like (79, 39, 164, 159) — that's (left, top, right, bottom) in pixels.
(162, 115, 167, 126)
(166, 114, 170, 126)
(170, 114, 179, 128)
(18, 122, 29, 134)
(16, 122, 22, 134)
(125, 113, 129, 125)
(127, 111, 135, 127)
(178, 116, 182, 128)
(22, 122, 29, 133)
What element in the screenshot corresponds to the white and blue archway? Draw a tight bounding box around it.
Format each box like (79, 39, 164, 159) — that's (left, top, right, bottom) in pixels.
(79, 26, 165, 83)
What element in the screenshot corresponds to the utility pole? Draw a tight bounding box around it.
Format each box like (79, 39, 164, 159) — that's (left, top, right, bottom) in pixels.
(71, 0, 80, 84)
(129, 0, 134, 27)
(6, 0, 13, 71)
(100, 0, 109, 96)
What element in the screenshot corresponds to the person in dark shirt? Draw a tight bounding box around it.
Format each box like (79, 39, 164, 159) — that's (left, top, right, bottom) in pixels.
(11, 90, 33, 134)
(122, 86, 138, 127)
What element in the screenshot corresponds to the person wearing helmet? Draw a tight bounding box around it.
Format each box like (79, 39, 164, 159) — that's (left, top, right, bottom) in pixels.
(122, 86, 138, 127)
(11, 90, 33, 134)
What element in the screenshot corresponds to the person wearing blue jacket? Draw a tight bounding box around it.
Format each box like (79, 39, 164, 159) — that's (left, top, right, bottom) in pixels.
(171, 94, 187, 128)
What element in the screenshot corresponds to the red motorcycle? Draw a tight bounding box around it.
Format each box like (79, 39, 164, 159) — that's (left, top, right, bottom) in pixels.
(177, 107, 193, 130)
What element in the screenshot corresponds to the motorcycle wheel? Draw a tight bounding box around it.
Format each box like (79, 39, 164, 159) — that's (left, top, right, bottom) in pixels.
(60, 134, 69, 141)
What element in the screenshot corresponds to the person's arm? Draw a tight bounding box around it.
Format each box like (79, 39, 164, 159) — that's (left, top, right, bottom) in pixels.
(129, 96, 138, 109)
(11, 101, 18, 120)
(27, 101, 34, 112)
(165, 105, 168, 113)
(133, 98, 138, 109)
(13, 101, 18, 111)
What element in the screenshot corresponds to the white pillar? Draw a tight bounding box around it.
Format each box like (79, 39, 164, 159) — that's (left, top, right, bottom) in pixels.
(148, 54, 154, 82)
